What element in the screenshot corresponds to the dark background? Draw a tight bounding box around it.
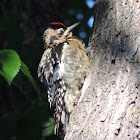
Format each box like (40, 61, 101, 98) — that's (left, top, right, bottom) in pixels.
(0, 0, 95, 139)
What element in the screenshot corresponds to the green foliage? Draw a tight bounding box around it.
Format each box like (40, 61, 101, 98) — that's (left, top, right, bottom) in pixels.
(0, 49, 41, 98)
(0, 48, 54, 139)
(0, 101, 54, 140)
(0, 7, 56, 139)
(0, 48, 58, 139)
(42, 118, 54, 136)
(20, 61, 41, 100)
(0, 49, 21, 85)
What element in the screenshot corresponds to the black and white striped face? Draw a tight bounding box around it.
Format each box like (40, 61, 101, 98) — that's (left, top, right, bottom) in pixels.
(43, 30, 72, 48)
(43, 22, 72, 48)
(43, 22, 80, 49)
(43, 27, 71, 42)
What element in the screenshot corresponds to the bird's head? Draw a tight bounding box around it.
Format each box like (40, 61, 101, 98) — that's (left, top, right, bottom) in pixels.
(43, 22, 80, 48)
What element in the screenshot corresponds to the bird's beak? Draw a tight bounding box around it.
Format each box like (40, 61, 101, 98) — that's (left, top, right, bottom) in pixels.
(62, 22, 80, 38)
(67, 22, 80, 31)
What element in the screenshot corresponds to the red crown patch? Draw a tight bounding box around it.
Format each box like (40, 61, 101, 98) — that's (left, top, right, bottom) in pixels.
(51, 22, 67, 28)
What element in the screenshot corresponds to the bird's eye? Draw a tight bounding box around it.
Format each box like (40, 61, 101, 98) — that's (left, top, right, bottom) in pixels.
(59, 28, 64, 34)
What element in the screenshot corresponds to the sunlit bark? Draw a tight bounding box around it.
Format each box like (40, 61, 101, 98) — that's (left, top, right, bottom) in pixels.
(65, 0, 140, 139)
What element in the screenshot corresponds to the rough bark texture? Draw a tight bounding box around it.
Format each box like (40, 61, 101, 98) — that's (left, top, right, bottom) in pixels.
(64, 0, 140, 139)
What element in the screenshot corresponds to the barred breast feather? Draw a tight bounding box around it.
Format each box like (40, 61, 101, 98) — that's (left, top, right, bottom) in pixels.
(38, 37, 90, 134)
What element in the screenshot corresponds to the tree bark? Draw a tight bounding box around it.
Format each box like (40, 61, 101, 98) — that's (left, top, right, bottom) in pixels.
(64, 0, 140, 139)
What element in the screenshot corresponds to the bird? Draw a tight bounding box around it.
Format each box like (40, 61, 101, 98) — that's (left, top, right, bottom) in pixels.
(38, 22, 90, 135)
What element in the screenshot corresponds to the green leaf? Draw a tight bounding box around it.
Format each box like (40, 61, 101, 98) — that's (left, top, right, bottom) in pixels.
(12, 72, 32, 101)
(42, 117, 54, 136)
(0, 49, 21, 84)
(20, 61, 41, 100)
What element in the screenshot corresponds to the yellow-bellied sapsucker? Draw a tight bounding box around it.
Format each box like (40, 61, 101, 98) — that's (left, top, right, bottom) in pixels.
(38, 22, 90, 134)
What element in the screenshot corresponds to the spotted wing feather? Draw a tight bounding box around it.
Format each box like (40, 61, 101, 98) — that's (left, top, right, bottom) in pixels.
(38, 44, 66, 134)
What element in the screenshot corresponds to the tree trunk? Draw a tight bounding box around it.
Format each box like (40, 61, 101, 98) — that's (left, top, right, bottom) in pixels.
(64, 0, 140, 139)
